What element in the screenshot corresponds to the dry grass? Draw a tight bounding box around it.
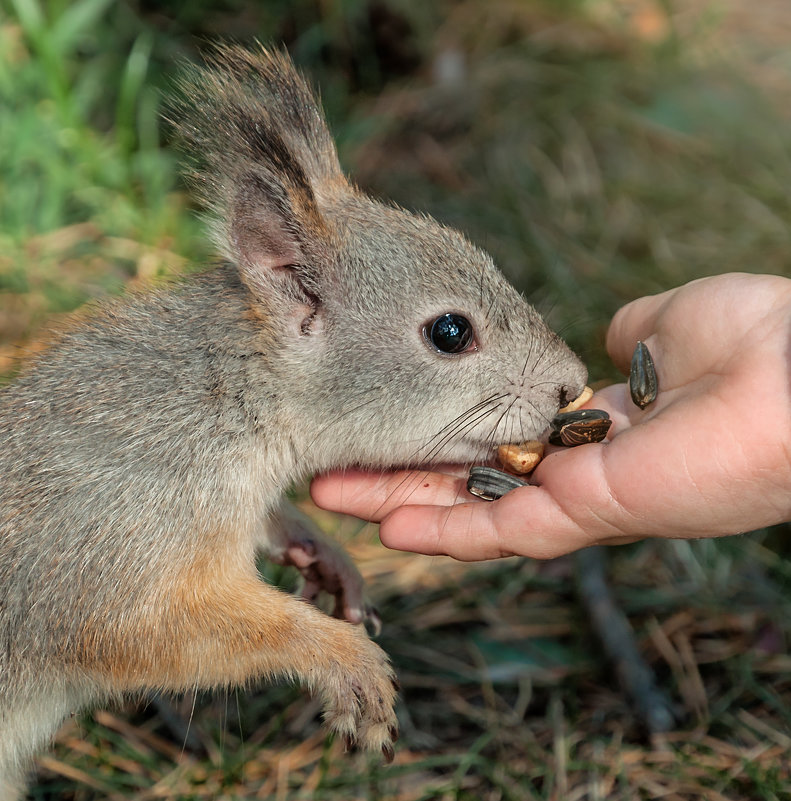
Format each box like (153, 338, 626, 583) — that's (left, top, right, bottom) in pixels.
(36, 527, 791, 799)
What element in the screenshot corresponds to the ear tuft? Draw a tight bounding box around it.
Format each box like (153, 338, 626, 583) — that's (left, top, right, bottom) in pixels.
(169, 43, 343, 301)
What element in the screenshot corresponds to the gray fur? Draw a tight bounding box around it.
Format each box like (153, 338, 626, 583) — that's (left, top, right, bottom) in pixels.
(0, 44, 586, 793)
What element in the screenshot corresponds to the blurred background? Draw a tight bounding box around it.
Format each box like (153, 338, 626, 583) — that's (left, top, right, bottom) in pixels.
(2, 0, 791, 798)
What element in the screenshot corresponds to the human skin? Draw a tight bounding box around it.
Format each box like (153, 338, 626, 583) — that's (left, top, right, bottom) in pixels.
(311, 273, 791, 561)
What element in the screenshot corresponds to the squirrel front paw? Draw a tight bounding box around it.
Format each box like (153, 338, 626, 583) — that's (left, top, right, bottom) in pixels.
(269, 501, 381, 632)
(319, 629, 399, 761)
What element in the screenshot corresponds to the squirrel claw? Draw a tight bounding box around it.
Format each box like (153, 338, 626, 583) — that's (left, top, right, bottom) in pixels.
(363, 605, 382, 637)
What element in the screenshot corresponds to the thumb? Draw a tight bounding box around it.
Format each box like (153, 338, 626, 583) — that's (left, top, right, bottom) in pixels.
(605, 288, 678, 373)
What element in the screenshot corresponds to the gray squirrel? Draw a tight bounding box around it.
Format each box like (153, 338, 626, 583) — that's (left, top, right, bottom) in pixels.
(0, 44, 587, 796)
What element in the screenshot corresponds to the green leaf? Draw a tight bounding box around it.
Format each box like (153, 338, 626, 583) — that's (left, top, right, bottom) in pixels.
(50, 0, 116, 57)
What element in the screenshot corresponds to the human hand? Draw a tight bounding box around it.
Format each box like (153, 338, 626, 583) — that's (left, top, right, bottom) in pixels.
(311, 273, 791, 560)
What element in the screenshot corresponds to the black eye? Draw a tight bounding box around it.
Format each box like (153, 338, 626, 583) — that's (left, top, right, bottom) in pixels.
(427, 313, 475, 354)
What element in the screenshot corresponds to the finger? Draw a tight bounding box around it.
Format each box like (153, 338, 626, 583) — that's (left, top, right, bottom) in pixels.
(586, 382, 647, 430)
(379, 436, 678, 561)
(378, 482, 597, 561)
(312, 468, 598, 560)
(606, 288, 679, 372)
(311, 468, 469, 522)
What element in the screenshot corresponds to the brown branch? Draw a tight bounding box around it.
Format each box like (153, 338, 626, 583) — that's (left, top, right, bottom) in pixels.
(575, 546, 676, 735)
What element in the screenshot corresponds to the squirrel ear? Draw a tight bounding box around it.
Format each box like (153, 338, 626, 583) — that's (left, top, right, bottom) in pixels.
(225, 170, 327, 333)
(228, 170, 318, 274)
(171, 44, 343, 311)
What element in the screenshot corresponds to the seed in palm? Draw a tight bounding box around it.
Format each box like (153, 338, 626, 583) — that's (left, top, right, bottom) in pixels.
(549, 408, 612, 446)
(467, 466, 528, 501)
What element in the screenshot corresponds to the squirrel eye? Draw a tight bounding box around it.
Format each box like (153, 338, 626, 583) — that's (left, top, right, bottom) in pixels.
(426, 313, 475, 355)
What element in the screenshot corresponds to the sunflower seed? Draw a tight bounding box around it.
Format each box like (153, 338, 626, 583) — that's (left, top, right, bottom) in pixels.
(629, 341, 658, 409)
(467, 466, 528, 501)
(549, 408, 612, 446)
(558, 417, 612, 446)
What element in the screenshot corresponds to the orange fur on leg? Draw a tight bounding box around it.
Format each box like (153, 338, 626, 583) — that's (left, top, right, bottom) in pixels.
(74, 565, 398, 753)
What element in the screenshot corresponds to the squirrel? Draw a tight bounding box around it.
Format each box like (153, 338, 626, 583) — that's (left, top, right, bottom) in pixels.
(0, 44, 587, 796)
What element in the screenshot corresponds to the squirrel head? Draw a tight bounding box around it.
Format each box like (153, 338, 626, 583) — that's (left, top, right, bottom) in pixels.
(172, 43, 587, 472)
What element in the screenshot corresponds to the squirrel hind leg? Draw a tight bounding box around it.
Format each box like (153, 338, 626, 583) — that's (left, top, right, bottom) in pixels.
(0, 686, 86, 798)
(0, 775, 25, 801)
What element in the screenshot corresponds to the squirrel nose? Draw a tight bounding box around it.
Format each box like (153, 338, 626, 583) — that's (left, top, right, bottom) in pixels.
(558, 383, 587, 409)
(557, 386, 575, 409)
(557, 383, 593, 414)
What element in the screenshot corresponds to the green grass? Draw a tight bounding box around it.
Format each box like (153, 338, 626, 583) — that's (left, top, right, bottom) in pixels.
(3, 0, 791, 798)
(0, 0, 207, 359)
